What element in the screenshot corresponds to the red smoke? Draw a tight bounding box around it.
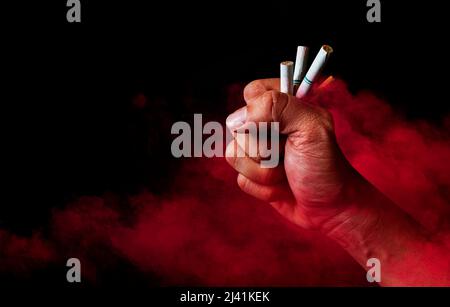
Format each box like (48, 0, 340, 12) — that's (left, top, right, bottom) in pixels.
(1, 79, 449, 286)
(315, 79, 450, 232)
(0, 230, 55, 273)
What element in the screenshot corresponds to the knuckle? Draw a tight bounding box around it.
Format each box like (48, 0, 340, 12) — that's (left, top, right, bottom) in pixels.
(307, 120, 335, 145)
(306, 107, 335, 138)
(237, 175, 249, 191)
(264, 89, 283, 102)
(272, 92, 293, 124)
(288, 110, 336, 148)
(244, 80, 265, 102)
(260, 91, 275, 108)
(247, 90, 276, 122)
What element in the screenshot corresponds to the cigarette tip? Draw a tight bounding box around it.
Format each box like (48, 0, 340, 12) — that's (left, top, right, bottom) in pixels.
(281, 61, 294, 66)
(322, 45, 334, 54)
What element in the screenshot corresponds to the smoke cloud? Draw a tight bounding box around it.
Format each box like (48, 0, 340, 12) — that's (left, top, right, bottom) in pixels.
(1, 80, 449, 286)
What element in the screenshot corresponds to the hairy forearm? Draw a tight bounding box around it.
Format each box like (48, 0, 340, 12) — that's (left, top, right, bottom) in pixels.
(322, 173, 450, 286)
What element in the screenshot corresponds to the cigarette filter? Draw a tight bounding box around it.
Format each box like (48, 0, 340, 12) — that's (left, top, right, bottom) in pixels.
(295, 45, 333, 98)
(293, 46, 309, 90)
(280, 61, 294, 95)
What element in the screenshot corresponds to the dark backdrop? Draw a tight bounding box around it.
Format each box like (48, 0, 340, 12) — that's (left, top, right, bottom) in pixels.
(1, 0, 447, 233)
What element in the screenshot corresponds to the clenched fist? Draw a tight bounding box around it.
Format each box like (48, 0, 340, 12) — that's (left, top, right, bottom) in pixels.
(225, 78, 357, 231)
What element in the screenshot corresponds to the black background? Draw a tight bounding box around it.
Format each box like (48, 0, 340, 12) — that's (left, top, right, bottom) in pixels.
(1, 0, 448, 235)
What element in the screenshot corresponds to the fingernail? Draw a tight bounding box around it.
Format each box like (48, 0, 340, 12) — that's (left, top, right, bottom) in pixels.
(226, 107, 247, 131)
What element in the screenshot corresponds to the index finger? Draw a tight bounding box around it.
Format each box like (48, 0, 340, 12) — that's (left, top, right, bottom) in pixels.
(243, 78, 280, 103)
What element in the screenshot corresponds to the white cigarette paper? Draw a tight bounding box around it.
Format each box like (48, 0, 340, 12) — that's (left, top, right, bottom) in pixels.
(280, 61, 294, 95)
(295, 45, 333, 98)
(293, 46, 309, 88)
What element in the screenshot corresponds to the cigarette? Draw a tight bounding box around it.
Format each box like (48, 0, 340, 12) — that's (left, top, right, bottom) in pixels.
(280, 61, 294, 95)
(318, 75, 335, 90)
(295, 45, 333, 98)
(293, 46, 309, 91)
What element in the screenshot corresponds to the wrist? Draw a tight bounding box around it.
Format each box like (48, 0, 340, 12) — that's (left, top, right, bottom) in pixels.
(318, 172, 384, 251)
(314, 168, 449, 285)
(318, 170, 430, 270)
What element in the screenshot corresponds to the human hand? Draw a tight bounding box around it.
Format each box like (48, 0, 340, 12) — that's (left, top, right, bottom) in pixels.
(226, 78, 358, 231)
